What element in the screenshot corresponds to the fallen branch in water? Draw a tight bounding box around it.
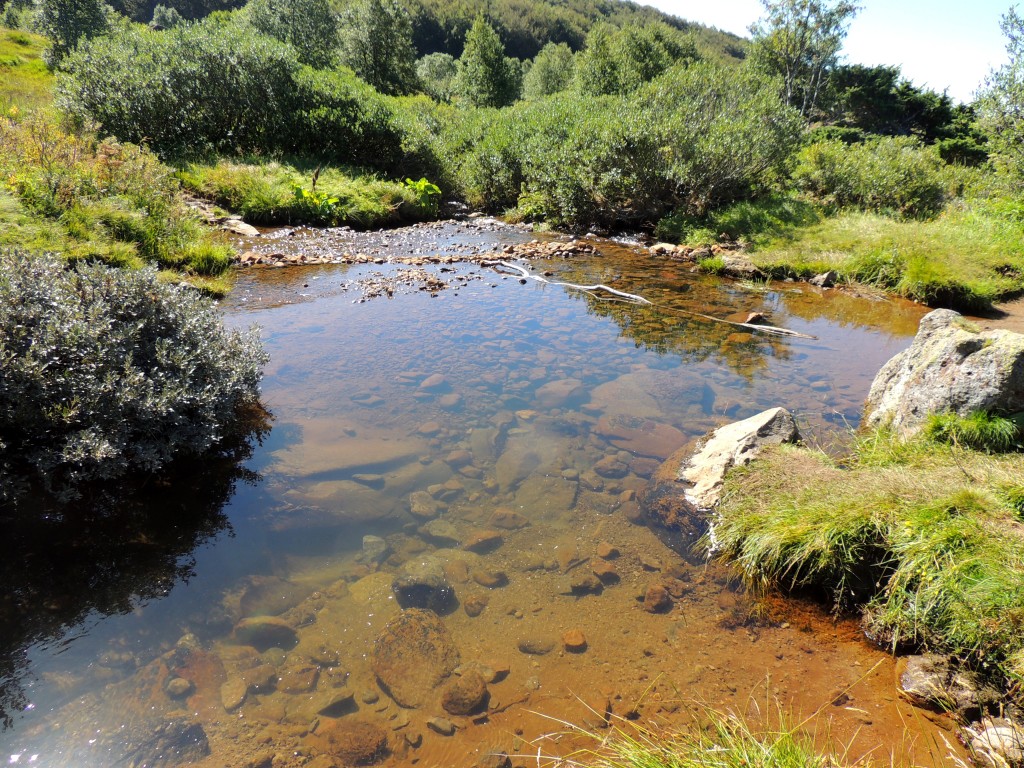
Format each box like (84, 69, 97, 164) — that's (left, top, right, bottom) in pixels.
(482, 259, 817, 340)
(484, 259, 652, 304)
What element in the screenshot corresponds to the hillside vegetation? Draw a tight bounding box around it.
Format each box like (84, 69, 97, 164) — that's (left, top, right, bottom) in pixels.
(1, 0, 1022, 313)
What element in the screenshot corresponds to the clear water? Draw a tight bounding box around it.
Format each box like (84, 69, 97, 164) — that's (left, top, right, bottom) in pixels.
(2, 229, 960, 768)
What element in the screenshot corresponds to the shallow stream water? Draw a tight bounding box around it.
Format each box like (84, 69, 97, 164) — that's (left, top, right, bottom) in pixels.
(2, 221, 967, 768)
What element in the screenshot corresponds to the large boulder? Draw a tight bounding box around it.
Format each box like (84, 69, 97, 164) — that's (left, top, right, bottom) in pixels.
(866, 309, 1024, 435)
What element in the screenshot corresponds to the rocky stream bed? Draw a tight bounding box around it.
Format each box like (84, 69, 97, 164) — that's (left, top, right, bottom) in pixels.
(3, 217, 999, 768)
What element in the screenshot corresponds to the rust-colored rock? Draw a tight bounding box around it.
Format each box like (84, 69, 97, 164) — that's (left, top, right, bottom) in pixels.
(463, 593, 489, 617)
(312, 719, 388, 765)
(371, 609, 460, 708)
(592, 560, 619, 584)
(595, 542, 619, 559)
(643, 583, 672, 613)
(489, 508, 530, 530)
(440, 671, 489, 715)
(562, 628, 587, 653)
(463, 530, 504, 553)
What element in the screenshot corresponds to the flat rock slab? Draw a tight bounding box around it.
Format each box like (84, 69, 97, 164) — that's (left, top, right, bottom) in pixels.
(371, 609, 461, 708)
(867, 308, 1024, 435)
(594, 415, 686, 459)
(269, 418, 426, 478)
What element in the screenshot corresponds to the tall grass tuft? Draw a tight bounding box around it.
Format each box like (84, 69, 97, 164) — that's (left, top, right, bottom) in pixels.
(714, 431, 1024, 687)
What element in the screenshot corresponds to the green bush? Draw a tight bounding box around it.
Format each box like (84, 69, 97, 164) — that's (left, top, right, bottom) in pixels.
(793, 136, 948, 218)
(640, 62, 804, 216)
(57, 18, 300, 157)
(0, 250, 267, 503)
(287, 65, 407, 171)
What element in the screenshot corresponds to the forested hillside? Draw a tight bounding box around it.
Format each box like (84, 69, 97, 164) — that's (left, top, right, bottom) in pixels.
(81, 0, 747, 62)
(0, 0, 1022, 309)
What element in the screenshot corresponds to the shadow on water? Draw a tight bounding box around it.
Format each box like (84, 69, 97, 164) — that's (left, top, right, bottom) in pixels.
(0, 404, 272, 731)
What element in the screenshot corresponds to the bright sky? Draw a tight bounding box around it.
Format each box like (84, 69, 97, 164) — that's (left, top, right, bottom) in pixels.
(641, 0, 1012, 103)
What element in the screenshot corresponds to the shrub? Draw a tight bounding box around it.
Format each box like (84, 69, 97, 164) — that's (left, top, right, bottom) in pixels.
(246, 0, 337, 68)
(287, 65, 406, 170)
(793, 136, 948, 218)
(640, 62, 804, 216)
(57, 19, 299, 157)
(0, 250, 267, 503)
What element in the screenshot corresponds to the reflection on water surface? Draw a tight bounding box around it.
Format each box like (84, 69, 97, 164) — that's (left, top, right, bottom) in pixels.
(3, 227, 958, 768)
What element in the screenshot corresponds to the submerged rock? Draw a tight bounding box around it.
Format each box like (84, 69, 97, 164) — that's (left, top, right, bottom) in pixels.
(441, 670, 489, 715)
(371, 609, 460, 708)
(119, 717, 211, 768)
(312, 719, 388, 765)
(897, 653, 1000, 719)
(866, 309, 1024, 435)
(231, 616, 299, 651)
(392, 557, 455, 612)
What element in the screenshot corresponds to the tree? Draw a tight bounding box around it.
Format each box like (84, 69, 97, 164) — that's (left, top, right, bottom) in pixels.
(523, 42, 574, 100)
(749, 0, 859, 118)
(453, 14, 521, 107)
(979, 6, 1024, 179)
(339, 0, 418, 95)
(151, 4, 184, 27)
(247, 0, 338, 68)
(573, 22, 698, 96)
(37, 0, 109, 64)
(416, 52, 457, 101)
(827, 64, 955, 142)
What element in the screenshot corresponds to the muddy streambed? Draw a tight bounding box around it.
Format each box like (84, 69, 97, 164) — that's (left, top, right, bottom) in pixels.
(2, 219, 966, 768)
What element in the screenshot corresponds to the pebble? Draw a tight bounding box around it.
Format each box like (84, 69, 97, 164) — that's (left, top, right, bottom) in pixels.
(592, 560, 619, 583)
(562, 629, 588, 652)
(472, 569, 509, 588)
(489, 508, 530, 530)
(518, 637, 555, 655)
(164, 677, 194, 699)
(427, 717, 457, 736)
(463, 530, 504, 553)
(643, 583, 672, 613)
(464, 593, 490, 617)
(596, 542, 619, 559)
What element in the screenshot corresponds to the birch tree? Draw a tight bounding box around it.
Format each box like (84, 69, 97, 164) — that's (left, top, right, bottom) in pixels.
(749, 0, 859, 119)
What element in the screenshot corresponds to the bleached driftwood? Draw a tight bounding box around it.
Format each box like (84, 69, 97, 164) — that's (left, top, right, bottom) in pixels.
(482, 259, 816, 340)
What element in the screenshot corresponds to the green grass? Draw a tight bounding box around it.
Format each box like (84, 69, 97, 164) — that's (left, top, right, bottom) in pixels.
(177, 159, 438, 229)
(567, 709, 832, 768)
(748, 199, 1024, 310)
(714, 429, 1024, 690)
(0, 27, 53, 113)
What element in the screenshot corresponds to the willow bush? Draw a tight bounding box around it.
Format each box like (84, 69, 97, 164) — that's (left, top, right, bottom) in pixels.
(0, 251, 267, 503)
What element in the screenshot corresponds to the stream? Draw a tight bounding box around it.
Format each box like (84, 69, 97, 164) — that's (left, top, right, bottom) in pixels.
(1, 219, 968, 768)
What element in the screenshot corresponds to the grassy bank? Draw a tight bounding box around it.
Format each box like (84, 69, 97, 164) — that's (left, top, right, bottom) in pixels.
(576, 713, 832, 768)
(0, 28, 52, 112)
(713, 422, 1024, 691)
(657, 185, 1024, 312)
(177, 160, 439, 229)
(0, 27, 234, 295)
(750, 199, 1024, 310)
